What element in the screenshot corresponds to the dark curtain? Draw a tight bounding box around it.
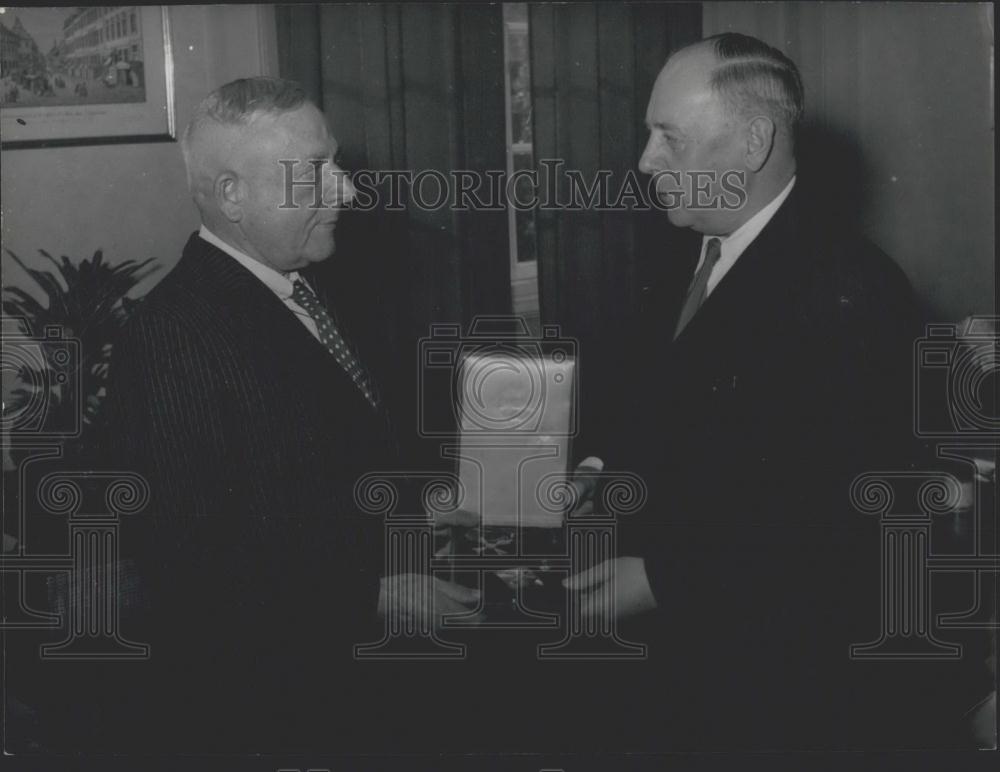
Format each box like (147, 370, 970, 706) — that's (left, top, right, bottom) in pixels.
(277, 2, 512, 319)
(277, 3, 511, 465)
(530, 2, 701, 330)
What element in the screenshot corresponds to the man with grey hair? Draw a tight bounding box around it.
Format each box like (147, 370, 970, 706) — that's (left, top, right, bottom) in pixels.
(93, 77, 479, 752)
(564, 34, 983, 749)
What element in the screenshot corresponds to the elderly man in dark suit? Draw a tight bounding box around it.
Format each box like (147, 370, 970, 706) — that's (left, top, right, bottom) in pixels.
(94, 77, 478, 752)
(564, 34, 981, 749)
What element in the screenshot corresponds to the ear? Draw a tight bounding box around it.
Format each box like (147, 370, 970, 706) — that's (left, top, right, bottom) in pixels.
(215, 172, 245, 223)
(745, 115, 776, 172)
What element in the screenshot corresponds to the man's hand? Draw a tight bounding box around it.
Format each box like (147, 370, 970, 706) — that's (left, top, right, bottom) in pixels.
(968, 691, 996, 748)
(567, 457, 604, 516)
(429, 507, 480, 558)
(562, 557, 657, 621)
(377, 573, 484, 629)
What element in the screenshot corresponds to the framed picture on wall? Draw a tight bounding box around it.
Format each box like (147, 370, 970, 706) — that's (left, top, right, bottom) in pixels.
(0, 6, 175, 149)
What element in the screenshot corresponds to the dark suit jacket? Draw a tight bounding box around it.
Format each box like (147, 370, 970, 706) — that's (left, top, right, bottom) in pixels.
(600, 187, 980, 749)
(91, 233, 394, 751)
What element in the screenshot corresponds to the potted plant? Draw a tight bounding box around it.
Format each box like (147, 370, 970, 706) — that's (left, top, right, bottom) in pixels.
(2, 249, 158, 466)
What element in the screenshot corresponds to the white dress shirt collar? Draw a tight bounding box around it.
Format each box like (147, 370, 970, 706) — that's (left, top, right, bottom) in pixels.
(198, 224, 303, 299)
(700, 174, 796, 296)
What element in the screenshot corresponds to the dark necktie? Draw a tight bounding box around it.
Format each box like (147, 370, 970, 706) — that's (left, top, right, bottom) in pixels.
(673, 237, 722, 340)
(291, 278, 379, 409)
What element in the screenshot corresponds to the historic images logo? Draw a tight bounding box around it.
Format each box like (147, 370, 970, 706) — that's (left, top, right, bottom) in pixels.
(280, 158, 748, 214)
(851, 316, 998, 661)
(354, 316, 647, 660)
(1, 320, 149, 660)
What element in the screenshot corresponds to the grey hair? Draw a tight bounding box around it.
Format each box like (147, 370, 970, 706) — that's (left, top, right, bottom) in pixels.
(704, 33, 804, 136)
(180, 77, 309, 175)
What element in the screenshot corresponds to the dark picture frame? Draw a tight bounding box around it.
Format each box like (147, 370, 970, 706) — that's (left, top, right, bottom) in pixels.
(0, 6, 175, 150)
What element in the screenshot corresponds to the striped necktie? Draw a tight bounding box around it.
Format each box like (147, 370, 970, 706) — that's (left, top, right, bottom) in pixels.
(291, 278, 379, 409)
(674, 237, 722, 340)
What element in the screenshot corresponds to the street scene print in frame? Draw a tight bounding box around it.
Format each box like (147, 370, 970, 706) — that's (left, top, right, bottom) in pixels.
(0, 6, 175, 149)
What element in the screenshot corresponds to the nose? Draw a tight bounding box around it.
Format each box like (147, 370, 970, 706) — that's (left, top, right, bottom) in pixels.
(326, 164, 356, 207)
(638, 136, 659, 176)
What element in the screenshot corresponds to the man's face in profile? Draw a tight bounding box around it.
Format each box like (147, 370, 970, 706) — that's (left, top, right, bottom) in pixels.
(639, 45, 746, 235)
(237, 103, 355, 272)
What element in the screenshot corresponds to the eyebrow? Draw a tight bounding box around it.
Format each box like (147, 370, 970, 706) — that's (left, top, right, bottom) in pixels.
(297, 153, 335, 169)
(646, 120, 681, 133)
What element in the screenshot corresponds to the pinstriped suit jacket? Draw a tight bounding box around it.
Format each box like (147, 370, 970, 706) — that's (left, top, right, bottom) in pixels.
(98, 232, 393, 749)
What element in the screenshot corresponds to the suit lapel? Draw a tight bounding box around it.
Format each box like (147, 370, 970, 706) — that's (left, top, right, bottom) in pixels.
(178, 234, 376, 408)
(671, 189, 802, 349)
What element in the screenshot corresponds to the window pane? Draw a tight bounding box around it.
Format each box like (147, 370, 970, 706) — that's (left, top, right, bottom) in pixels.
(503, 3, 540, 334)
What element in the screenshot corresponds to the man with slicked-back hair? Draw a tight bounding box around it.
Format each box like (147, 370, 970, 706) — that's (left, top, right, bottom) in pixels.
(563, 34, 985, 750)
